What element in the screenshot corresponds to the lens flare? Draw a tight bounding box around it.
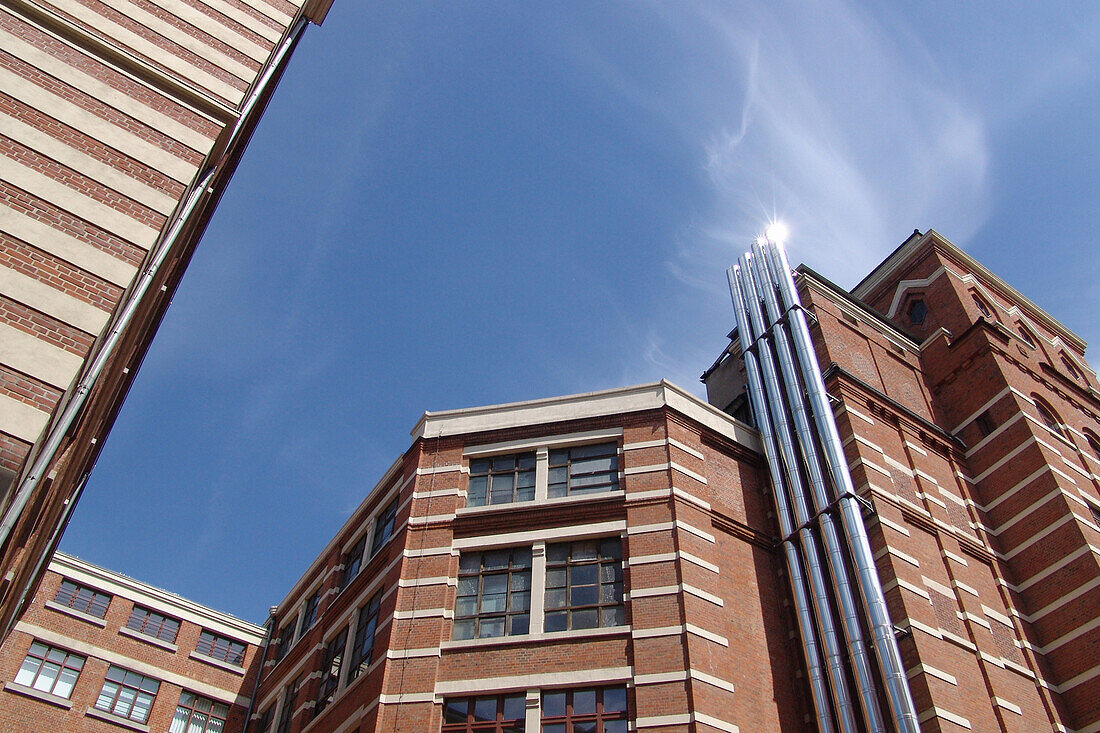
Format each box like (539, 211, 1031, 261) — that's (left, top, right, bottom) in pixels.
(764, 221, 789, 245)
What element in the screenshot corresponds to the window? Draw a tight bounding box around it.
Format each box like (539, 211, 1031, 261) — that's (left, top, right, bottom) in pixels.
(341, 535, 367, 590)
(14, 641, 84, 698)
(95, 666, 160, 723)
(454, 547, 531, 640)
(126, 606, 180, 643)
(541, 687, 628, 733)
(253, 705, 274, 733)
(348, 590, 383, 683)
(544, 539, 623, 632)
(370, 499, 399, 555)
(547, 443, 619, 498)
(1089, 502, 1100, 528)
(1017, 325, 1037, 348)
(53, 580, 110, 618)
(468, 453, 536, 507)
(274, 677, 299, 733)
(1084, 431, 1100, 461)
(1062, 354, 1083, 381)
(171, 692, 229, 733)
(196, 631, 246, 667)
(906, 299, 927, 326)
(298, 591, 320, 639)
(274, 617, 297, 662)
(442, 693, 526, 732)
(972, 294, 992, 318)
(975, 410, 997, 438)
(314, 627, 347, 718)
(1033, 396, 1066, 438)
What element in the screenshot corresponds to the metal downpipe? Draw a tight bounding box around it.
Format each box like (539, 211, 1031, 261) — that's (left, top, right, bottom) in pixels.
(765, 243, 921, 733)
(750, 241, 886, 732)
(737, 255, 859, 733)
(728, 266, 836, 733)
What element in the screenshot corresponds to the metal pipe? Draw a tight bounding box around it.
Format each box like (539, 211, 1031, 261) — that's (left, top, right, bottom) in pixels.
(737, 255, 859, 733)
(728, 266, 836, 733)
(766, 242, 921, 733)
(750, 241, 885, 732)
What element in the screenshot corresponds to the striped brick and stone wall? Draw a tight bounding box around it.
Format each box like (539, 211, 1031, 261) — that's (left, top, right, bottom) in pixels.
(0, 0, 332, 640)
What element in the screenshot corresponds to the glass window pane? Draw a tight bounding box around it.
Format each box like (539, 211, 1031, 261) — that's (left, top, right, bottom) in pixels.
(570, 585, 598, 606)
(458, 576, 479, 596)
(459, 553, 482, 572)
(455, 597, 478, 617)
(479, 617, 505, 638)
(572, 542, 598, 560)
(516, 487, 535, 502)
(473, 697, 497, 721)
(470, 458, 490, 474)
(482, 575, 508, 595)
(604, 721, 627, 733)
(484, 550, 510, 569)
(542, 692, 566, 717)
(452, 620, 475, 640)
(546, 569, 566, 588)
(573, 721, 596, 733)
(510, 591, 530, 611)
(572, 608, 598, 629)
(170, 707, 190, 733)
(545, 589, 567, 609)
(603, 687, 627, 713)
(573, 689, 596, 714)
(571, 564, 598, 585)
(547, 484, 567, 498)
(509, 614, 529, 635)
(186, 712, 207, 733)
(599, 539, 622, 559)
(503, 694, 525, 720)
(53, 669, 78, 695)
(600, 606, 624, 627)
(600, 584, 621, 604)
(444, 699, 467, 723)
(512, 548, 532, 567)
(542, 725, 565, 733)
(518, 454, 535, 469)
(32, 662, 60, 692)
(96, 681, 119, 710)
(15, 657, 41, 686)
(544, 612, 567, 633)
(492, 455, 516, 471)
(481, 593, 506, 613)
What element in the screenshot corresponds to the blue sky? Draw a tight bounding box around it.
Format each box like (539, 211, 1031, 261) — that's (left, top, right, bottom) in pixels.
(60, 2, 1100, 622)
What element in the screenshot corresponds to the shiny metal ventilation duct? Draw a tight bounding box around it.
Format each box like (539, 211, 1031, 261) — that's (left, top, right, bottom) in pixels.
(727, 236, 920, 733)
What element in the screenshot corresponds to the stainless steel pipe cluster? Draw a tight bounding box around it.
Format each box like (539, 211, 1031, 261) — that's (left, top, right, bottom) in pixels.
(727, 238, 919, 733)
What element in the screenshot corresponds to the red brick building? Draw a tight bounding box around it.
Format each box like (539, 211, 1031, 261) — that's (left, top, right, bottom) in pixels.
(0, 551, 264, 732)
(0, 0, 334, 640)
(246, 229, 1099, 733)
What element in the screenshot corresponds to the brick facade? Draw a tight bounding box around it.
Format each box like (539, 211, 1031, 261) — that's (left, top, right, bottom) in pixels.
(0, 552, 264, 733)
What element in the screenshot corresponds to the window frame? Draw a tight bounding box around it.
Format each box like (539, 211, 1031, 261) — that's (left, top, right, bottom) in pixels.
(170, 691, 229, 733)
(1032, 395, 1067, 438)
(540, 686, 628, 733)
(298, 590, 320, 640)
(442, 693, 527, 732)
(544, 539, 624, 632)
(94, 665, 160, 724)
(370, 498, 399, 556)
(53, 579, 111, 619)
(314, 626, 348, 718)
(347, 589, 383, 684)
(14, 641, 85, 699)
(453, 547, 532, 640)
(906, 298, 927, 326)
(195, 630, 247, 667)
(340, 534, 367, 590)
(126, 605, 181, 644)
(274, 677, 299, 733)
(467, 452, 536, 507)
(547, 442, 620, 499)
(1017, 324, 1037, 348)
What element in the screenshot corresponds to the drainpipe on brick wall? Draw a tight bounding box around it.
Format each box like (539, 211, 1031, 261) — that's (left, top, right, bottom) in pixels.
(243, 607, 278, 733)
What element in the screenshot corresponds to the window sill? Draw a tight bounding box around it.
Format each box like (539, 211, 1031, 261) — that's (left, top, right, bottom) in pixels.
(188, 651, 245, 675)
(3, 682, 73, 709)
(441, 624, 631, 650)
(118, 626, 178, 652)
(456, 490, 625, 516)
(85, 706, 150, 732)
(44, 600, 106, 627)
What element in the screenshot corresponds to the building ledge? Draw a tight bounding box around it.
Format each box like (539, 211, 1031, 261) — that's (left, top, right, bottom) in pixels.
(44, 600, 106, 627)
(3, 681, 73, 709)
(118, 625, 178, 652)
(85, 706, 150, 732)
(441, 624, 631, 651)
(188, 650, 245, 675)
